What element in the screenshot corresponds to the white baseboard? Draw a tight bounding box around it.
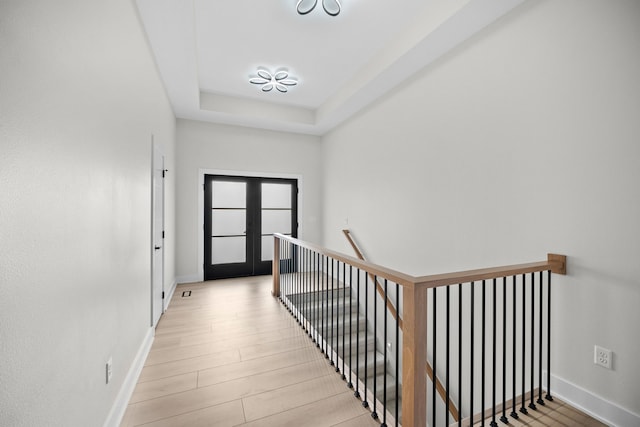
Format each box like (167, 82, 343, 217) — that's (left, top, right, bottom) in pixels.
(176, 274, 201, 284)
(164, 279, 178, 311)
(103, 327, 155, 427)
(550, 374, 640, 427)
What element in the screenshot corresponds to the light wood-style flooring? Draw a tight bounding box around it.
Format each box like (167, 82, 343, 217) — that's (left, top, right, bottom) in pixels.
(471, 395, 608, 427)
(121, 276, 380, 427)
(122, 275, 606, 427)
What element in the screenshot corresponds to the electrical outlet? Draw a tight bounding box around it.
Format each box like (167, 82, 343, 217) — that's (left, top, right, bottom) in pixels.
(106, 357, 113, 384)
(594, 345, 612, 369)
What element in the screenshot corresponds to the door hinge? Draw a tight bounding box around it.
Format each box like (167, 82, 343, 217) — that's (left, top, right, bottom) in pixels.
(162, 230, 165, 239)
(162, 291, 165, 299)
(162, 169, 168, 178)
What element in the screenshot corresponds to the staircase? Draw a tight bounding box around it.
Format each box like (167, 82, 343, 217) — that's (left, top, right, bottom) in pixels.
(285, 282, 401, 424)
(273, 234, 569, 427)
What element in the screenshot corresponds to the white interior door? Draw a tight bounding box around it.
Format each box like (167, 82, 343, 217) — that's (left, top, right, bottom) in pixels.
(152, 143, 165, 327)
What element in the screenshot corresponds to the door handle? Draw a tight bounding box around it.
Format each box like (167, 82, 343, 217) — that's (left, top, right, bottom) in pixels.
(155, 246, 162, 250)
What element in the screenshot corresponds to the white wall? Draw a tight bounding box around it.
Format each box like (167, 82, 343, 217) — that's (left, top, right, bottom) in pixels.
(175, 120, 322, 281)
(322, 0, 640, 421)
(0, 0, 176, 425)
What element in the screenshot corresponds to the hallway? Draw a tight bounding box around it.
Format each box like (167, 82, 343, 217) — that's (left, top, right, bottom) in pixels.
(121, 276, 379, 426)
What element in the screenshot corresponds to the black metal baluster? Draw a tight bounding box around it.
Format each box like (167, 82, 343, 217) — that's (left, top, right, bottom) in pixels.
(323, 255, 327, 356)
(482, 280, 486, 427)
(326, 256, 331, 359)
(277, 240, 284, 302)
(372, 275, 378, 419)
(537, 271, 545, 406)
(348, 265, 354, 389)
(545, 270, 553, 402)
(307, 249, 311, 336)
(432, 287, 437, 427)
(446, 285, 450, 427)
(501, 277, 509, 424)
(381, 279, 388, 427)
(285, 242, 290, 310)
(491, 278, 497, 427)
(529, 272, 536, 411)
(288, 242, 292, 311)
(335, 260, 340, 370)
(298, 247, 301, 319)
(395, 282, 399, 427)
(329, 259, 338, 366)
(337, 261, 342, 373)
(313, 252, 318, 344)
(355, 268, 361, 400)
(333, 260, 338, 369)
(317, 252, 321, 344)
(458, 283, 463, 427)
(318, 252, 321, 345)
(511, 276, 518, 420)
(295, 247, 300, 323)
(342, 262, 346, 380)
(292, 245, 296, 319)
(470, 282, 475, 426)
(301, 248, 305, 329)
(363, 272, 369, 409)
(520, 274, 528, 415)
(311, 251, 318, 344)
(282, 242, 287, 307)
(303, 249, 307, 331)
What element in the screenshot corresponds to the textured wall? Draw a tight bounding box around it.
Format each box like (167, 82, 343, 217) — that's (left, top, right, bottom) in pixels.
(321, 0, 640, 420)
(0, 0, 176, 425)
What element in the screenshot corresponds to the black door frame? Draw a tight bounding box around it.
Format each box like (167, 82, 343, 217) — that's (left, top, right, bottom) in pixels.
(204, 174, 298, 280)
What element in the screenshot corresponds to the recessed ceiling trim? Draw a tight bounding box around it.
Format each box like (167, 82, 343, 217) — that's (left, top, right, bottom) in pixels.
(200, 91, 315, 126)
(136, 0, 528, 136)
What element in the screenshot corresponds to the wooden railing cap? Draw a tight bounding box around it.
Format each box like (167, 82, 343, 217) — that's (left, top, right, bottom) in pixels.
(274, 234, 567, 290)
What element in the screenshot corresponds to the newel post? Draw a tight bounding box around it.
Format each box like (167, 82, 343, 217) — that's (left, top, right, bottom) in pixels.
(402, 283, 428, 427)
(272, 235, 280, 297)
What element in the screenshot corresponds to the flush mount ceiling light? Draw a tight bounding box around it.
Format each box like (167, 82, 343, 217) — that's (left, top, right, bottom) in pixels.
(249, 69, 298, 93)
(297, 0, 341, 16)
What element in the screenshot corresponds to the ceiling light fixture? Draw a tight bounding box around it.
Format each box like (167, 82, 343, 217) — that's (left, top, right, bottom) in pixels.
(297, 0, 341, 17)
(249, 69, 298, 93)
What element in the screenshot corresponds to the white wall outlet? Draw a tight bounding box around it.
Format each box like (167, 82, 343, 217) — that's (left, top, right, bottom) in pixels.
(106, 357, 113, 384)
(594, 345, 612, 369)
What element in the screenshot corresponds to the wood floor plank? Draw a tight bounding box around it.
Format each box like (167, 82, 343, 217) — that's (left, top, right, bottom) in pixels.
(197, 346, 326, 387)
(331, 413, 382, 427)
(241, 374, 351, 422)
(128, 372, 197, 403)
(134, 399, 245, 427)
(128, 360, 334, 425)
(238, 334, 313, 361)
(239, 391, 373, 427)
(122, 275, 606, 427)
(137, 349, 241, 383)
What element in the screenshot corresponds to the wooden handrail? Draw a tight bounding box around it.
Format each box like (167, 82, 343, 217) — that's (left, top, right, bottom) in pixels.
(342, 230, 404, 329)
(343, 229, 458, 422)
(273, 233, 566, 427)
(275, 233, 566, 290)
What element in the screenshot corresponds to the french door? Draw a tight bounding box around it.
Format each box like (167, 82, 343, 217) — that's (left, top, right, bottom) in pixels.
(204, 175, 298, 280)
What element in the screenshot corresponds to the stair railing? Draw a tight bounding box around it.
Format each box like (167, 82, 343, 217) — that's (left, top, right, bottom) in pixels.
(272, 233, 566, 427)
(343, 229, 460, 422)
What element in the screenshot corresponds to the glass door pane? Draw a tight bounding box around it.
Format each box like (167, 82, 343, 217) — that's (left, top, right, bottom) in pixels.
(261, 182, 292, 261)
(211, 181, 246, 265)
